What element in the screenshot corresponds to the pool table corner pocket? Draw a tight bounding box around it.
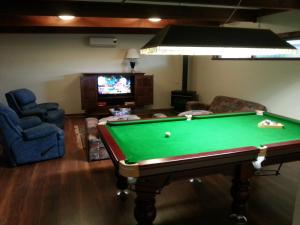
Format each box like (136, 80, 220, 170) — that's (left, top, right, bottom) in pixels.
(119, 160, 140, 177)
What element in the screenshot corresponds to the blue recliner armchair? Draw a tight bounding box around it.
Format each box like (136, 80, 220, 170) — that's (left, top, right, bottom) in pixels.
(0, 104, 64, 166)
(5, 88, 65, 128)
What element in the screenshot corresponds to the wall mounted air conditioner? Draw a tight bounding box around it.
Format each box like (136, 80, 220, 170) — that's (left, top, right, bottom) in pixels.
(88, 37, 117, 47)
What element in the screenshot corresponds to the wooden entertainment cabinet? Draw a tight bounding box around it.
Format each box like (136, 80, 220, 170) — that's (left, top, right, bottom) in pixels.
(80, 73, 153, 115)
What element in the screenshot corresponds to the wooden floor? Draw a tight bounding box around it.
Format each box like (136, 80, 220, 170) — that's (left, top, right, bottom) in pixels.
(0, 116, 299, 225)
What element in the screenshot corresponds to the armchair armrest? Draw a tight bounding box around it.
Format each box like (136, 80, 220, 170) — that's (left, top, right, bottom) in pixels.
(186, 101, 210, 111)
(23, 123, 58, 141)
(38, 103, 59, 110)
(21, 108, 47, 117)
(20, 116, 42, 130)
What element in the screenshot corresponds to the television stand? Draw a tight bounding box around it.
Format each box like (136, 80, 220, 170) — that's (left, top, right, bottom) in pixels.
(81, 73, 153, 115)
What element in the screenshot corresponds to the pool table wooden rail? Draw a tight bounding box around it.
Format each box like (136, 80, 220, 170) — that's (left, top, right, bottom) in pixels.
(118, 147, 260, 177)
(262, 139, 300, 166)
(99, 113, 300, 178)
(99, 124, 260, 177)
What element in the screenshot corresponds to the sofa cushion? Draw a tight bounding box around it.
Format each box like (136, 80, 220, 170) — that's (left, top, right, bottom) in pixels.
(209, 96, 267, 114)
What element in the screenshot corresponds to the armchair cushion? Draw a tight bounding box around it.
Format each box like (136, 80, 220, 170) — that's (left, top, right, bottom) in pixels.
(21, 107, 47, 117)
(23, 123, 58, 141)
(20, 116, 42, 130)
(14, 89, 36, 106)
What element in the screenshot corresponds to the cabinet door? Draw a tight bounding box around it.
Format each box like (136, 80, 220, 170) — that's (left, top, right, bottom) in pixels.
(80, 75, 97, 110)
(135, 75, 153, 106)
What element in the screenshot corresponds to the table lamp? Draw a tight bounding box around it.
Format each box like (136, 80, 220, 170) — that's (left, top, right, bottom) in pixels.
(125, 48, 140, 72)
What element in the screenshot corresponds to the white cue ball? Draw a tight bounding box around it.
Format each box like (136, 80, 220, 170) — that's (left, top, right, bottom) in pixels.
(165, 131, 171, 137)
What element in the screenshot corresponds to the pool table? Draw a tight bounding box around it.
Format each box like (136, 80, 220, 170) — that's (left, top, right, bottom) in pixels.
(99, 111, 300, 225)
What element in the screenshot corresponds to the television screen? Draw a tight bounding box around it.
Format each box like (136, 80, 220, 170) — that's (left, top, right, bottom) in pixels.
(98, 75, 132, 95)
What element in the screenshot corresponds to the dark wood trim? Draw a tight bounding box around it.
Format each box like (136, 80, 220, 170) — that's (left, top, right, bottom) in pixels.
(0, 15, 222, 34)
(264, 140, 300, 157)
(135, 147, 259, 177)
(65, 113, 85, 118)
(263, 152, 300, 166)
(0, 26, 160, 34)
(98, 125, 126, 163)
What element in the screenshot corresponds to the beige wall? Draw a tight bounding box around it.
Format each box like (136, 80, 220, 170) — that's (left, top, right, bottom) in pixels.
(0, 34, 182, 114)
(190, 10, 300, 119)
(189, 57, 300, 118)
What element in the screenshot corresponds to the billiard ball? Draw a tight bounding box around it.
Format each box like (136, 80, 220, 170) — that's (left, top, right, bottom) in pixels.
(165, 131, 171, 137)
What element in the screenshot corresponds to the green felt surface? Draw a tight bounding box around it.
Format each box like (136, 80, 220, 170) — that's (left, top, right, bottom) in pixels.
(106, 112, 300, 163)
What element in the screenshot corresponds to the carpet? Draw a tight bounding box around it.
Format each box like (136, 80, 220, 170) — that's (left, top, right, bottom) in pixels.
(74, 122, 110, 161)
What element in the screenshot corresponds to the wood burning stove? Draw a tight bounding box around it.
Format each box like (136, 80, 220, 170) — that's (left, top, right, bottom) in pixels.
(171, 56, 197, 111)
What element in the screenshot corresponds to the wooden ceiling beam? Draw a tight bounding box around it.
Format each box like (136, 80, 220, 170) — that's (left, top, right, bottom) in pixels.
(0, 15, 220, 33)
(0, 26, 161, 34)
(0, 1, 258, 22)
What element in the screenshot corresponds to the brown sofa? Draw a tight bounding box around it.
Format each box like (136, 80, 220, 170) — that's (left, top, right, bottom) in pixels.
(186, 95, 267, 113)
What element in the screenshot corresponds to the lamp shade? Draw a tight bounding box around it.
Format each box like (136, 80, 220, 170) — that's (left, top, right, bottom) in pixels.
(126, 48, 140, 59)
(140, 25, 297, 56)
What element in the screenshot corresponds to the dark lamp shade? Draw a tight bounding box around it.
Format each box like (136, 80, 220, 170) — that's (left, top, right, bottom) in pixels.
(140, 25, 297, 56)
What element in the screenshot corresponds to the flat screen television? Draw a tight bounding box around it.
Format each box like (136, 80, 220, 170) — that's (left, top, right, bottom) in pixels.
(97, 75, 133, 96)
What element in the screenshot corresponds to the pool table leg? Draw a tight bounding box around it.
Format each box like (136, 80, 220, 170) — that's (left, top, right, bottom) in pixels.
(134, 190, 156, 225)
(115, 170, 129, 198)
(134, 175, 170, 225)
(230, 164, 254, 224)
